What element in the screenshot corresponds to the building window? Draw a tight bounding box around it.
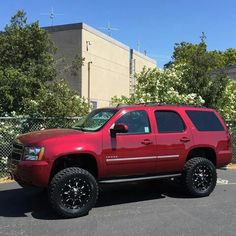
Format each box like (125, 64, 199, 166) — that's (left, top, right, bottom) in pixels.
(91, 101, 97, 110)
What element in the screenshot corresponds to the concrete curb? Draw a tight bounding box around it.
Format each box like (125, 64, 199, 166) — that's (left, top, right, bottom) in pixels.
(226, 163, 236, 170)
(0, 177, 14, 184)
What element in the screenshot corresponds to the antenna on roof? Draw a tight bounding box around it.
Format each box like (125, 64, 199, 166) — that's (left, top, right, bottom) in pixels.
(99, 22, 119, 36)
(137, 41, 141, 52)
(40, 7, 64, 26)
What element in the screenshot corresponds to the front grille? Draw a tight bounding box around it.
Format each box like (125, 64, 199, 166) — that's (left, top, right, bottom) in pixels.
(10, 142, 24, 160)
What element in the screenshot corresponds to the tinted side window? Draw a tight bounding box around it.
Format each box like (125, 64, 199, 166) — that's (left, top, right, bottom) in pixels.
(155, 111, 185, 133)
(115, 110, 150, 134)
(186, 110, 224, 131)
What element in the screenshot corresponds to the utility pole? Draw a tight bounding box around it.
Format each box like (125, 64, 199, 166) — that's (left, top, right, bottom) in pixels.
(88, 61, 93, 105)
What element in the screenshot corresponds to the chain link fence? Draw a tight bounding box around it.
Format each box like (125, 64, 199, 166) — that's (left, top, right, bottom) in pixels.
(0, 117, 235, 178)
(0, 117, 80, 178)
(226, 120, 236, 164)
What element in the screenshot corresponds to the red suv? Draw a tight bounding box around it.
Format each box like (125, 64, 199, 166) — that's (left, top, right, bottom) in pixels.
(8, 104, 232, 218)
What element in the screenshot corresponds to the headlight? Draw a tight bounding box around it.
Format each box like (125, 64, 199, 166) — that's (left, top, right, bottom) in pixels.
(23, 147, 45, 161)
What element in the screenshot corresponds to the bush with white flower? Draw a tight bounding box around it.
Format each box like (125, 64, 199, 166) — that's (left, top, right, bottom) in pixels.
(112, 65, 204, 106)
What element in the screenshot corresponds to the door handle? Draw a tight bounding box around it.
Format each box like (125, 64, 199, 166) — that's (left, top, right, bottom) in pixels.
(141, 139, 153, 145)
(180, 137, 190, 143)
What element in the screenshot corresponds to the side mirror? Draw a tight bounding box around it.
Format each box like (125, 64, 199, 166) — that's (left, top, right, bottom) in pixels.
(110, 123, 128, 137)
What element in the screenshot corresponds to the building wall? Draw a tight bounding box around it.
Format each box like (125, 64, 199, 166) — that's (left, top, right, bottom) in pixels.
(131, 49, 156, 74)
(130, 49, 156, 93)
(46, 25, 82, 94)
(45, 23, 157, 108)
(81, 24, 130, 108)
(226, 65, 236, 81)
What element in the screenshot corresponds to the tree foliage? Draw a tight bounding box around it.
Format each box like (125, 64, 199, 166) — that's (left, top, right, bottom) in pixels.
(24, 80, 89, 117)
(218, 80, 236, 119)
(112, 64, 204, 106)
(113, 34, 236, 119)
(0, 11, 88, 117)
(171, 34, 236, 108)
(0, 11, 56, 82)
(0, 10, 56, 115)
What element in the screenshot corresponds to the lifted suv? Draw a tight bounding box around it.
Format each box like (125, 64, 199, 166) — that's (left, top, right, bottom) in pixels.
(8, 104, 232, 218)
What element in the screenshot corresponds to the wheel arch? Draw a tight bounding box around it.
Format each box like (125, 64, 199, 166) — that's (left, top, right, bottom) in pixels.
(186, 147, 217, 166)
(50, 153, 99, 180)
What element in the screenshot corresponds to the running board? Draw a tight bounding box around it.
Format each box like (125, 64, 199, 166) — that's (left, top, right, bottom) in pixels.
(99, 173, 182, 184)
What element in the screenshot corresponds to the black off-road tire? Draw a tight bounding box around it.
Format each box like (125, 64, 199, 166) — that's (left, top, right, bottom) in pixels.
(48, 167, 98, 218)
(182, 157, 217, 197)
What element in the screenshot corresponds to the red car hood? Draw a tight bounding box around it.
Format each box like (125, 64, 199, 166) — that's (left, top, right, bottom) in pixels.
(17, 128, 83, 146)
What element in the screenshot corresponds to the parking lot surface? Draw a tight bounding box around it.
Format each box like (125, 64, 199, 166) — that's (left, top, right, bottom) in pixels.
(0, 169, 235, 236)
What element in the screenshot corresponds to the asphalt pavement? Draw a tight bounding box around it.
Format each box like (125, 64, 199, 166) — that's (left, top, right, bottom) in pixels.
(0, 169, 236, 236)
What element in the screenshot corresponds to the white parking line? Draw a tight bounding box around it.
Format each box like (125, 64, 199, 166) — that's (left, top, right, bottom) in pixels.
(217, 178, 236, 185)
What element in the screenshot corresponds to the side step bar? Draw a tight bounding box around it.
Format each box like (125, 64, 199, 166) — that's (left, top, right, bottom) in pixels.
(99, 173, 182, 184)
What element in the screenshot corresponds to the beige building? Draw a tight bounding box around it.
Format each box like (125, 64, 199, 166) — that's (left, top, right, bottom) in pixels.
(130, 49, 156, 94)
(45, 23, 156, 108)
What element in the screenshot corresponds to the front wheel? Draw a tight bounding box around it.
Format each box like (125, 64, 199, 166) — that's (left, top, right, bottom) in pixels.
(182, 157, 217, 197)
(48, 167, 98, 218)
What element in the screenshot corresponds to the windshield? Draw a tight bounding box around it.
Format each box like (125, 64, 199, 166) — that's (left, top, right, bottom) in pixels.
(73, 108, 118, 131)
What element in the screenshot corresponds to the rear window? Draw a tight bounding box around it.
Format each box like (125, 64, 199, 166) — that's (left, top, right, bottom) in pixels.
(186, 110, 224, 131)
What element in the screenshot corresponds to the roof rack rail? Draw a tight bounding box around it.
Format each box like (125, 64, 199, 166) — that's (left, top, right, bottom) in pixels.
(115, 102, 206, 108)
(135, 102, 206, 108)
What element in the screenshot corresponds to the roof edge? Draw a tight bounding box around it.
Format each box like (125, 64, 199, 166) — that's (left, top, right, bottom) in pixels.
(43, 22, 129, 51)
(131, 49, 156, 64)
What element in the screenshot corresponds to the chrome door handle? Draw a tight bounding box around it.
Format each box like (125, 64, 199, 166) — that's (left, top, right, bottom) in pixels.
(180, 137, 190, 143)
(141, 139, 153, 145)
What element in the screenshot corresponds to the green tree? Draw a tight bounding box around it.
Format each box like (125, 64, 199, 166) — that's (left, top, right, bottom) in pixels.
(171, 34, 236, 108)
(218, 80, 236, 119)
(113, 34, 236, 119)
(24, 80, 89, 117)
(112, 65, 204, 106)
(0, 10, 56, 115)
(0, 10, 89, 117)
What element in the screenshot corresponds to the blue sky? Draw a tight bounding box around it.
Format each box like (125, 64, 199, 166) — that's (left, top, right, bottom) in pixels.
(0, 0, 236, 67)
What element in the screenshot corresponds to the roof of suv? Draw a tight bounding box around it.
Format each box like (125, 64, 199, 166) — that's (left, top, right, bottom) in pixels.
(114, 103, 213, 111)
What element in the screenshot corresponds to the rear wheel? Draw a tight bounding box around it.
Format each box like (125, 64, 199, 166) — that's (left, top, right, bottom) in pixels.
(48, 167, 98, 218)
(182, 157, 217, 197)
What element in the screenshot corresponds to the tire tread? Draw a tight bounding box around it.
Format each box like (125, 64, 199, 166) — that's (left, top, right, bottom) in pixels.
(183, 157, 217, 197)
(48, 167, 98, 218)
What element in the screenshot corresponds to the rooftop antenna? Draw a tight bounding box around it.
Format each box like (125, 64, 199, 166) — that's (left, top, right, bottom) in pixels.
(137, 41, 141, 52)
(100, 22, 119, 36)
(41, 7, 64, 26)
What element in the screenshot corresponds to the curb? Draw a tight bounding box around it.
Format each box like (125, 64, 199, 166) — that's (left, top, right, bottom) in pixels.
(220, 163, 236, 170)
(226, 163, 236, 170)
(0, 177, 14, 184)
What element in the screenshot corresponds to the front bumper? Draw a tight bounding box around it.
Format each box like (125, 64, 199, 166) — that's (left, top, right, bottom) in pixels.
(8, 158, 51, 187)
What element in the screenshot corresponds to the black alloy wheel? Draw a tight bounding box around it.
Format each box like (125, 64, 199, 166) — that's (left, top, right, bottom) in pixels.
(182, 157, 217, 197)
(49, 167, 98, 218)
(192, 164, 213, 192)
(60, 177, 92, 210)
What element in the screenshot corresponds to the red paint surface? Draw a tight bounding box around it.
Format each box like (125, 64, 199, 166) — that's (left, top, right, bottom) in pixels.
(9, 105, 233, 187)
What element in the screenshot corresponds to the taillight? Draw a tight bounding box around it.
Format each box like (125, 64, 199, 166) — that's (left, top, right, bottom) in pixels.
(226, 132, 232, 150)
